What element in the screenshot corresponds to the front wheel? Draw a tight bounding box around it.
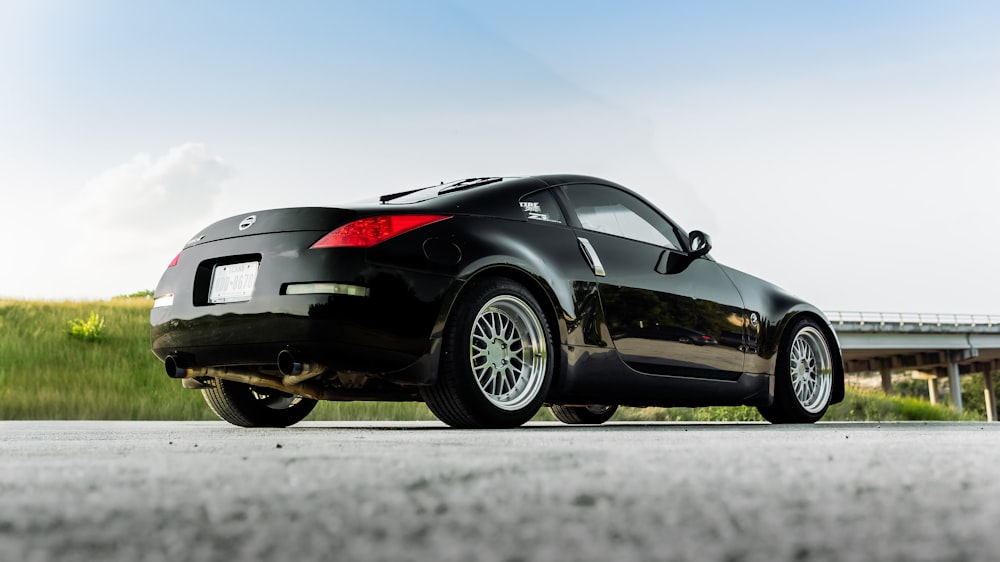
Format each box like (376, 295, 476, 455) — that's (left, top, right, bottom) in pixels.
(551, 404, 618, 425)
(202, 378, 317, 428)
(421, 278, 554, 428)
(757, 318, 835, 424)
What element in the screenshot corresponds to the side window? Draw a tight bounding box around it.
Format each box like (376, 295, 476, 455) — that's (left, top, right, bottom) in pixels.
(518, 189, 565, 224)
(562, 184, 681, 249)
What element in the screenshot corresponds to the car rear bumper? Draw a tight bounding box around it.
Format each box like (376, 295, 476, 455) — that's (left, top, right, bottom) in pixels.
(150, 231, 458, 384)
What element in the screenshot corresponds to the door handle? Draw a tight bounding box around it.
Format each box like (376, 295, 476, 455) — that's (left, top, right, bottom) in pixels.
(577, 237, 606, 277)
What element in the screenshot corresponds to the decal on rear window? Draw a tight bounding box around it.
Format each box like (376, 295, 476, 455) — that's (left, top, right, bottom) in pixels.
(518, 190, 564, 224)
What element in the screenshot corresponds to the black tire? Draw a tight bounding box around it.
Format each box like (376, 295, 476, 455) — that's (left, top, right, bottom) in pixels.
(421, 278, 555, 429)
(757, 317, 835, 424)
(551, 404, 618, 425)
(201, 378, 317, 428)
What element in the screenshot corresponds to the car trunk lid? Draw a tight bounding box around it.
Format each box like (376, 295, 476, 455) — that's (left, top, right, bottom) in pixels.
(181, 207, 359, 249)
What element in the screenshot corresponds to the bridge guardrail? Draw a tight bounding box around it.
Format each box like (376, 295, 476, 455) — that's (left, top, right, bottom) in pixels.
(827, 311, 999, 328)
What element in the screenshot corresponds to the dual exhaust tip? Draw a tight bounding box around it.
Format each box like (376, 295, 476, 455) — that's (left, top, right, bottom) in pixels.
(165, 349, 325, 383)
(164, 355, 199, 379)
(276, 349, 325, 380)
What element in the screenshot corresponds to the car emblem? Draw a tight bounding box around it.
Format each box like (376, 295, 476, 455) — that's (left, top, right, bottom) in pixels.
(239, 215, 257, 231)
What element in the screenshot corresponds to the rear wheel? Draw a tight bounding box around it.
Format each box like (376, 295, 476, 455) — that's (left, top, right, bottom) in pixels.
(202, 378, 317, 428)
(551, 404, 618, 425)
(757, 318, 834, 424)
(421, 278, 554, 428)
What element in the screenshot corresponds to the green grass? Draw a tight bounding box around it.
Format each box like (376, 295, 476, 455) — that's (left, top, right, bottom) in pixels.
(0, 298, 984, 422)
(824, 387, 973, 421)
(607, 388, 974, 423)
(1, 298, 211, 420)
(0, 298, 442, 421)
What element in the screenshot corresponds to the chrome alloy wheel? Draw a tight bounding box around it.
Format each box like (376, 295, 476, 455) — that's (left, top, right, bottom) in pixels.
(469, 295, 548, 411)
(789, 326, 834, 414)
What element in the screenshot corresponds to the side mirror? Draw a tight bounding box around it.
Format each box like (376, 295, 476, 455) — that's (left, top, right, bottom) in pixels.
(689, 230, 712, 258)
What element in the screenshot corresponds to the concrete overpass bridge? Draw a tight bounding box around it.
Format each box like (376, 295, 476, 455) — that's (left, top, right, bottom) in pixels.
(827, 311, 1000, 420)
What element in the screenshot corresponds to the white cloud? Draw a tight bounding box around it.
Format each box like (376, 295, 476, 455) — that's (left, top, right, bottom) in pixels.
(80, 143, 231, 231)
(64, 143, 234, 298)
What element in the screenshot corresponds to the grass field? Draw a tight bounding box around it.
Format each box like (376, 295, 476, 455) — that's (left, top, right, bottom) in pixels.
(0, 298, 441, 421)
(0, 298, 981, 422)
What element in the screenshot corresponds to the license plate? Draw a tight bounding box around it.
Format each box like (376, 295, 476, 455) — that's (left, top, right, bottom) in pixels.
(209, 262, 259, 304)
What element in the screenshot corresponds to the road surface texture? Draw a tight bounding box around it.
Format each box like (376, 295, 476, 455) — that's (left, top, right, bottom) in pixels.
(1, 421, 998, 562)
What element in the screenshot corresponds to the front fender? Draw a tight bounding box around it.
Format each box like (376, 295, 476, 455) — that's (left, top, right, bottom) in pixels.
(724, 266, 844, 404)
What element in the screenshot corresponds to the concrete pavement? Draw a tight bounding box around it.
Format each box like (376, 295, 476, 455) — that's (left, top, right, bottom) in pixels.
(1, 421, 998, 561)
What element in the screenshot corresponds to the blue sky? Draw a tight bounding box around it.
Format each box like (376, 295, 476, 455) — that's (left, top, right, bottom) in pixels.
(2, 0, 999, 313)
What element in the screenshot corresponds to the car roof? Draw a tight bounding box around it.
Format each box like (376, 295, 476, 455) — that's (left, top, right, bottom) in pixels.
(376, 175, 613, 216)
(386, 174, 630, 202)
(359, 174, 648, 220)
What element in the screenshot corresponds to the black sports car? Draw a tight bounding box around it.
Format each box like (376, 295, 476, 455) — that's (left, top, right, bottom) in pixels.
(150, 175, 844, 428)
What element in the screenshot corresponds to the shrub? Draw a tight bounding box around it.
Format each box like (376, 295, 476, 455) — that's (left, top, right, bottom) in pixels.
(67, 311, 106, 341)
(827, 387, 967, 421)
(114, 290, 153, 299)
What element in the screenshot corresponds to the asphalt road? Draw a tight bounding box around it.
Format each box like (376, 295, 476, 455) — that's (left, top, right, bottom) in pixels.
(1, 421, 998, 562)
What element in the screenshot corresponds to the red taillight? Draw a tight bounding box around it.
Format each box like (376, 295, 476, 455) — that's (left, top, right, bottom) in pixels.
(168, 252, 181, 267)
(310, 215, 450, 249)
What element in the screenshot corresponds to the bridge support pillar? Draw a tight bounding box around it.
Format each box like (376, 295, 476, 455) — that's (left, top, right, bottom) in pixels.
(985, 368, 996, 423)
(880, 368, 892, 395)
(928, 377, 939, 406)
(948, 361, 963, 413)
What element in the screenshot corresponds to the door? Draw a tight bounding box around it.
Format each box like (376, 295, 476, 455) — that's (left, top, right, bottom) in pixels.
(560, 183, 747, 379)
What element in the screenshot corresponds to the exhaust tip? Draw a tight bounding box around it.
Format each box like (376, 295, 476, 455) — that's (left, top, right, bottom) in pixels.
(165, 355, 187, 379)
(277, 349, 303, 377)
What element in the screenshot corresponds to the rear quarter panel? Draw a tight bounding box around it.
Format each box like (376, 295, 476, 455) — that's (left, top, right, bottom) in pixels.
(367, 214, 606, 349)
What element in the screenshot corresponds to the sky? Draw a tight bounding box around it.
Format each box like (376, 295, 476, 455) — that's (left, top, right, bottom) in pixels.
(2, 0, 999, 314)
